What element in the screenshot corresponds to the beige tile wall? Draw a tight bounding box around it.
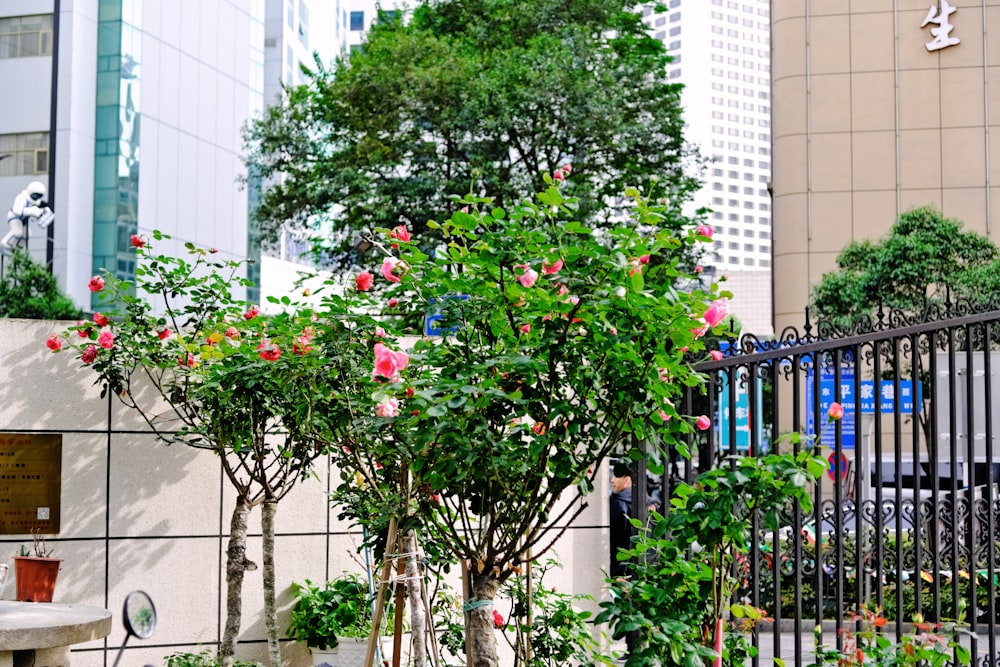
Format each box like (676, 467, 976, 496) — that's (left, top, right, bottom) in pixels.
(772, 2, 1000, 329)
(0, 320, 613, 667)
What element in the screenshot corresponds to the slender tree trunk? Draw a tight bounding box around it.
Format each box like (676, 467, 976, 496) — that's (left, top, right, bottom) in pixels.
(466, 569, 500, 667)
(262, 500, 280, 667)
(403, 530, 426, 667)
(221, 496, 253, 667)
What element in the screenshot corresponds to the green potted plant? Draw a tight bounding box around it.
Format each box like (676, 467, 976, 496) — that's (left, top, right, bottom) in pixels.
(288, 573, 379, 667)
(12, 530, 62, 602)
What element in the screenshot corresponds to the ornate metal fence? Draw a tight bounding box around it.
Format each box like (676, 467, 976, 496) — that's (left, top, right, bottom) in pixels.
(675, 305, 1000, 666)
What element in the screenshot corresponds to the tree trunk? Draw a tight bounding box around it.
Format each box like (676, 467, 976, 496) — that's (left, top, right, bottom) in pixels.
(402, 530, 426, 667)
(262, 500, 280, 667)
(466, 569, 500, 667)
(221, 495, 253, 667)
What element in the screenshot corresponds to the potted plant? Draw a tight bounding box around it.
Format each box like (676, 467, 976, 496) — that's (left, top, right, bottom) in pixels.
(12, 530, 62, 602)
(288, 573, 379, 667)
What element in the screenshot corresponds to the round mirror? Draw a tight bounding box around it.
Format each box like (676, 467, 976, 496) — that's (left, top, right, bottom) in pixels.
(122, 590, 157, 639)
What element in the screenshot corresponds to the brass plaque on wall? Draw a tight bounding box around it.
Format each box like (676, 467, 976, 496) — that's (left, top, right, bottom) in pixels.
(0, 434, 61, 535)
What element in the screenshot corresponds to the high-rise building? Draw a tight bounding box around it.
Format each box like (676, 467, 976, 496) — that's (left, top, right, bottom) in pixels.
(770, 2, 998, 332)
(0, 0, 267, 310)
(643, 0, 774, 335)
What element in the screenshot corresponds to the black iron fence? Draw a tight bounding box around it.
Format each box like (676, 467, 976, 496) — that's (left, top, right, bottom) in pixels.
(674, 304, 1000, 666)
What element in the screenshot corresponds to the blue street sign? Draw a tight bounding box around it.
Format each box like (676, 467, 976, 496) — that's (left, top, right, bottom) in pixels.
(717, 371, 765, 452)
(806, 367, 855, 449)
(424, 295, 470, 336)
(858, 380, 921, 415)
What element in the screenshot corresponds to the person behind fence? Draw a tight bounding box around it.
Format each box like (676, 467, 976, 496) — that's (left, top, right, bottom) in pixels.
(609, 461, 634, 578)
(3, 181, 54, 252)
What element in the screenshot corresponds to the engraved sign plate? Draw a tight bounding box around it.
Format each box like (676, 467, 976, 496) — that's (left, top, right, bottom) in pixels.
(0, 434, 61, 535)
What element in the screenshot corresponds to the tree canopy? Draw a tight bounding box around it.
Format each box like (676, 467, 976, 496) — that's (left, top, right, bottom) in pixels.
(244, 0, 700, 263)
(809, 206, 1000, 327)
(0, 249, 81, 320)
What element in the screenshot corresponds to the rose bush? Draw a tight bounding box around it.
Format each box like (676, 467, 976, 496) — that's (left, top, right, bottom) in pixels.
(47, 234, 378, 667)
(328, 179, 730, 667)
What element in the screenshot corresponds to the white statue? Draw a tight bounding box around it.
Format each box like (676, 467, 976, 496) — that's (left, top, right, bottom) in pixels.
(2, 181, 54, 252)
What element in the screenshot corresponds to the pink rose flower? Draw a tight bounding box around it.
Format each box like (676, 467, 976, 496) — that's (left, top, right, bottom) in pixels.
(531, 422, 546, 435)
(372, 342, 409, 381)
(375, 326, 387, 338)
(639, 255, 650, 265)
(76, 320, 92, 337)
(244, 305, 260, 320)
(179, 353, 196, 368)
(130, 234, 145, 248)
(828, 402, 844, 421)
(516, 264, 538, 288)
(292, 335, 312, 355)
(520, 323, 530, 334)
(81, 345, 98, 364)
(375, 398, 401, 418)
(97, 329, 115, 350)
(388, 298, 399, 308)
(224, 327, 239, 339)
(88, 276, 105, 292)
(695, 265, 703, 274)
(257, 341, 281, 361)
(390, 225, 411, 243)
(381, 257, 407, 283)
(562, 163, 573, 174)
(542, 258, 563, 275)
(657, 409, 670, 422)
(710, 350, 723, 361)
(696, 415, 712, 431)
(493, 610, 505, 628)
(703, 299, 728, 328)
(553, 169, 565, 182)
(94, 312, 110, 327)
(355, 271, 374, 291)
(158, 328, 171, 340)
(45, 335, 62, 351)
(696, 224, 714, 240)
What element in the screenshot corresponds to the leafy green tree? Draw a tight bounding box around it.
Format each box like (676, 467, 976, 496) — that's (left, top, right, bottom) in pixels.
(0, 249, 81, 319)
(243, 0, 700, 262)
(331, 180, 728, 667)
(810, 206, 1000, 327)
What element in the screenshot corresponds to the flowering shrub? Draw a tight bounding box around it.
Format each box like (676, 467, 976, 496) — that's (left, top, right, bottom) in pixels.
(330, 181, 729, 667)
(47, 233, 377, 667)
(810, 606, 973, 667)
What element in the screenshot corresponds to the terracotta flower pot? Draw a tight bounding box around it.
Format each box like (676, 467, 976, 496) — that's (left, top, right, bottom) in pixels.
(13, 555, 62, 602)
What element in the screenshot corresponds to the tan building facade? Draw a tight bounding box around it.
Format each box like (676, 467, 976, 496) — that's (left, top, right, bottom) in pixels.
(772, 0, 1000, 331)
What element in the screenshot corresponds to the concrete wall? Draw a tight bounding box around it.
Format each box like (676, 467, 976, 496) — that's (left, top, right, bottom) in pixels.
(0, 319, 610, 667)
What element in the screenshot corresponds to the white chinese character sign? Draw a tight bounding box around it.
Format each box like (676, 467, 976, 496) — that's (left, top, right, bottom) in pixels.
(921, 1, 960, 52)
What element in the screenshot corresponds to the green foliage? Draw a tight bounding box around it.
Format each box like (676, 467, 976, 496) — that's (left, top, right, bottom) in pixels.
(243, 0, 703, 263)
(432, 559, 612, 667)
(0, 249, 81, 319)
(165, 651, 262, 667)
(810, 606, 974, 667)
(596, 450, 826, 667)
(330, 184, 727, 599)
(287, 574, 375, 650)
(810, 206, 1000, 326)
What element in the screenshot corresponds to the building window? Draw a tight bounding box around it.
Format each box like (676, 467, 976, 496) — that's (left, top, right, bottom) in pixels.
(0, 132, 49, 176)
(760, 259, 770, 267)
(0, 14, 53, 59)
(669, 26, 681, 36)
(743, 257, 755, 266)
(350, 11, 364, 31)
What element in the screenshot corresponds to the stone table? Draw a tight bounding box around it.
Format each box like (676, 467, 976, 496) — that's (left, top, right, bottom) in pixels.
(0, 602, 111, 667)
